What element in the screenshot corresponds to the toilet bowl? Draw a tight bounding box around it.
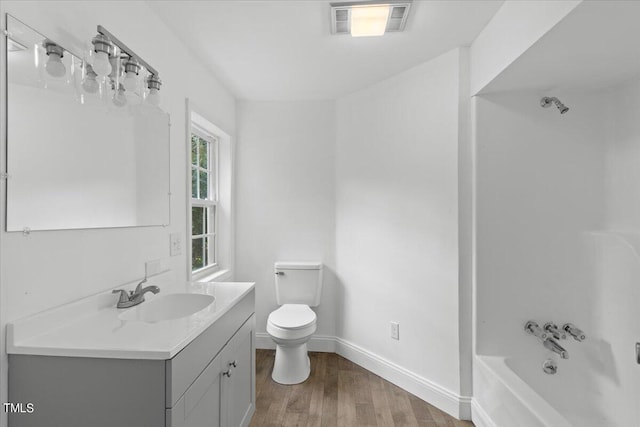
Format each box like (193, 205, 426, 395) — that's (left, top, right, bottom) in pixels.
(268, 261, 323, 384)
(267, 304, 317, 384)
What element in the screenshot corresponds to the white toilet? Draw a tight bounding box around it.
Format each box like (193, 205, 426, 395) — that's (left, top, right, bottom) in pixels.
(267, 261, 322, 384)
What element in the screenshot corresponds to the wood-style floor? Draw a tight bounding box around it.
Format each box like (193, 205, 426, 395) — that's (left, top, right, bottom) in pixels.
(249, 349, 475, 427)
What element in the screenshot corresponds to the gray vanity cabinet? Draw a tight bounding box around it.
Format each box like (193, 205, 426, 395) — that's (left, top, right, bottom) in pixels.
(220, 317, 255, 427)
(168, 316, 255, 427)
(9, 290, 255, 427)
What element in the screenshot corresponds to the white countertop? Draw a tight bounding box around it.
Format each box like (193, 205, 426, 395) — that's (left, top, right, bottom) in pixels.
(6, 280, 255, 360)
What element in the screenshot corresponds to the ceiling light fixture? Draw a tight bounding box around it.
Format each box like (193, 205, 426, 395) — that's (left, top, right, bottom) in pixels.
(330, 1, 412, 37)
(351, 5, 390, 37)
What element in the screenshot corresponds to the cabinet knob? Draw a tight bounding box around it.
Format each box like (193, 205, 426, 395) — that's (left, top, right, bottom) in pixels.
(223, 370, 232, 378)
(229, 360, 237, 368)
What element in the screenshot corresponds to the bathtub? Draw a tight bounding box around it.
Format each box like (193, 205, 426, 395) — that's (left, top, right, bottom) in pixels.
(473, 354, 629, 427)
(473, 355, 570, 427)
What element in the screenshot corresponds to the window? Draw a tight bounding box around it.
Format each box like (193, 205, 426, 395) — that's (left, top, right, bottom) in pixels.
(190, 129, 218, 273)
(187, 103, 233, 281)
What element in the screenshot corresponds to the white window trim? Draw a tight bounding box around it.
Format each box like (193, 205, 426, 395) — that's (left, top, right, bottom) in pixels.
(186, 102, 233, 282)
(190, 127, 219, 275)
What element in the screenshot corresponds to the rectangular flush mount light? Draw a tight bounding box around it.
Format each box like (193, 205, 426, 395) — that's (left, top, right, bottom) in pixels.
(331, 1, 412, 37)
(351, 6, 390, 37)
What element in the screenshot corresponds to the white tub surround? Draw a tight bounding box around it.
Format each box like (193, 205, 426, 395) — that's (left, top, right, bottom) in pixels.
(7, 281, 254, 360)
(473, 356, 571, 427)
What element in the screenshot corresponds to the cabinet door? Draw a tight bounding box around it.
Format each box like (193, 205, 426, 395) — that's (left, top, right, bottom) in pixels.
(168, 353, 223, 427)
(221, 315, 256, 427)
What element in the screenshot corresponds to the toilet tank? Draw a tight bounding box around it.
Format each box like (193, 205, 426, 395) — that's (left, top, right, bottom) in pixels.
(274, 262, 323, 306)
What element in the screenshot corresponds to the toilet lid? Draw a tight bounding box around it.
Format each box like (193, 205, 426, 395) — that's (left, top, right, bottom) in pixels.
(268, 304, 316, 329)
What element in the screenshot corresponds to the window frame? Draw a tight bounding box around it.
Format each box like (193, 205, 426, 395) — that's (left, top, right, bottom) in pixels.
(189, 125, 219, 277)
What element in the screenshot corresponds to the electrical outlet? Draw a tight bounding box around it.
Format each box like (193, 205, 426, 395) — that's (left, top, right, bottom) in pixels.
(390, 322, 400, 340)
(145, 259, 162, 278)
(170, 232, 182, 256)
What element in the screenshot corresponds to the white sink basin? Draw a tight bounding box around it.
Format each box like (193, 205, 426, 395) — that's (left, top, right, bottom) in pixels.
(118, 293, 215, 322)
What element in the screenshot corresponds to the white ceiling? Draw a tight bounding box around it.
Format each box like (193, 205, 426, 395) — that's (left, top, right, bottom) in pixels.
(149, 0, 504, 100)
(481, 1, 640, 94)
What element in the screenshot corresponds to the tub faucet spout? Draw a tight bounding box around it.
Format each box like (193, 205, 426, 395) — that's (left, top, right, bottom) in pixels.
(543, 338, 569, 359)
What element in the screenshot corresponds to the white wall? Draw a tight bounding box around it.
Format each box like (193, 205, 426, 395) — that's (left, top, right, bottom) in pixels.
(475, 89, 604, 359)
(0, 2, 236, 423)
(335, 49, 462, 396)
(596, 77, 640, 426)
(235, 101, 337, 340)
(470, 0, 580, 95)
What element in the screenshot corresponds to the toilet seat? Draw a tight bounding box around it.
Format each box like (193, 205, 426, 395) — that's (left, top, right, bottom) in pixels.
(268, 304, 316, 329)
(267, 304, 317, 341)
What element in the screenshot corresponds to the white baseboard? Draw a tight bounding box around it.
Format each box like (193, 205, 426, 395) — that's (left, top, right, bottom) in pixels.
(471, 399, 496, 427)
(335, 337, 471, 420)
(255, 332, 336, 353)
(255, 332, 471, 420)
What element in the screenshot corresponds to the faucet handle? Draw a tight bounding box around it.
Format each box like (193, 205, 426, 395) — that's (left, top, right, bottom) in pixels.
(525, 321, 548, 341)
(563, 323, 586, 342)
(112, 289, 130, 304)
(544, 322, 567, 340)
(134, 278, 147, 294)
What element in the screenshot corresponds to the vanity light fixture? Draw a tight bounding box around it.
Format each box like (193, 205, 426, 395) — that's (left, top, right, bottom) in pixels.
(146, 74, 162, 106)
(330, 1, 412, 37)
(89, 25, 163, 107)
(42, 39, 66, 78)
(122, 57, 141, 92)
(90, 33, 113, 77)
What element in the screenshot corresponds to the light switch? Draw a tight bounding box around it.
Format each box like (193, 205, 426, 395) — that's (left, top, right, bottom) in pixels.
(170, 233, 182, 256)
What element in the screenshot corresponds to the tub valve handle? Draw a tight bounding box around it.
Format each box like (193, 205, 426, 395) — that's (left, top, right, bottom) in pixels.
(544, 322, 566, 340)
(524, 321, 548, 341)
(563, 323, 586, 342)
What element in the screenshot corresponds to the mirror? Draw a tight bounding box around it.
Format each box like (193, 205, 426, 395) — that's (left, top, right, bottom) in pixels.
(5, 15, 170, 231)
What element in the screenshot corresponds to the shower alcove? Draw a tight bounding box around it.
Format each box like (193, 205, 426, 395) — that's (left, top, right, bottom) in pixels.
(472, 2, 640, 426)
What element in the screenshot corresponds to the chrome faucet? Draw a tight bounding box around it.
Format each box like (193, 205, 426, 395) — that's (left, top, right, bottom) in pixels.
(543, 337, 569, 359)
(112, 279, 160, 309)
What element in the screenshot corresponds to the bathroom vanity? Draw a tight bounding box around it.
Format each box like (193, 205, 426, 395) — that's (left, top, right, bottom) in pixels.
(7, 281, 255, 427)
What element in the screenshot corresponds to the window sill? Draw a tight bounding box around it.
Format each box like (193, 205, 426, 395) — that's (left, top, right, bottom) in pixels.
(193, 268, 232, 283)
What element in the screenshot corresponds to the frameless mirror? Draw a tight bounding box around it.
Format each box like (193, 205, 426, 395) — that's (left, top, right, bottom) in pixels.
(5, 15, 170, 231)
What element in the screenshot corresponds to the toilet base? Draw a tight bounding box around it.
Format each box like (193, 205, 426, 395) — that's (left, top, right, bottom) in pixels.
(272, 342, 310, 385)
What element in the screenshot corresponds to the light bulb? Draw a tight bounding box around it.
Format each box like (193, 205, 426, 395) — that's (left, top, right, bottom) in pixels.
(147, 88, 160, 106)
(123, 71, 138, 92)
(113, 85, 127, 107)
(82, 74, 99, 94)
(45, 52, 66, 78)
(92, 51, 112, 77)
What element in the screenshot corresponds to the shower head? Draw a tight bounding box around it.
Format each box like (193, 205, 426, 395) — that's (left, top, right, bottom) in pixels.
(541, 96, 569, 114)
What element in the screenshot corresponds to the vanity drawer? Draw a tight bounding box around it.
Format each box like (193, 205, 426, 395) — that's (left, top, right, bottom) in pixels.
(166, 289, 255, 408)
